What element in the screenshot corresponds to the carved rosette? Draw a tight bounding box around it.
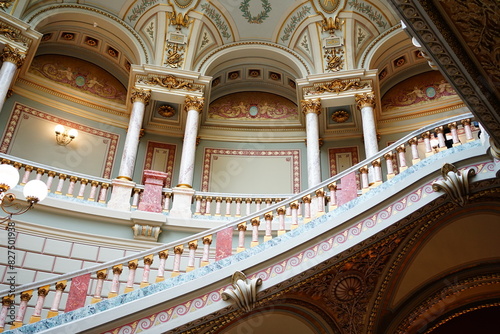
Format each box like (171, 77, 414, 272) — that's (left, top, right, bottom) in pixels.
(221, 271, 262, 313)
(331, 110, 349, 123)
(432, 163, 476, 207)
(301, 98, 321, 115)
(2, 44, 25, 68)
(130, 88, 151, 105)
(184, 95, 204, 113)
(158, 105, 176, 118)
(355, 92, 376, 109)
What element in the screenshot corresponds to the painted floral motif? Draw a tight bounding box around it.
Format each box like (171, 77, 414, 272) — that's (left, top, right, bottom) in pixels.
(127, 0, 159, 23)
(201, 3, 231, 39)
(280, 5, 312, 43)
(347, 0, 387, 30)
(240, 0, 272, 24)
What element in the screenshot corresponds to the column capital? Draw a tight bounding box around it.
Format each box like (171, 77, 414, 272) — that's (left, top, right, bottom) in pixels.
(130, 87, 151, 105)
(184, 95, 204, 113)
(355, 92, 376, 109)
(301, 98, 321, 115)
(2, 44, 26, 68)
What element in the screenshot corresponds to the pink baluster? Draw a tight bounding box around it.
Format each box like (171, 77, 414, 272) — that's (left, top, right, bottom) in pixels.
(124, 260, 138, 293)
(461, 119, 474, 142)
(235, 198, 242, 217)
(371, 159, 382, 186)
(98, 183, 110, 203)
(66, 176, 78, 197)
(88, 181, 99, 201)
(408, 138, 420, 165)
(315, 189, 325, 217)
(156, 250, 169, 282)
(77, 179, 88, 199)
(29, 286, 50, 323)
(10, 290, 33, 329)
(435, 126, 447, 150)
(263, 212, 273, 242)
(91, 269, 108, 304)
(225, 197, 232, 217)
(328, 182, 337, 210)
(201, 235, 212, 266)
(396, 145, 407, 172)
(47, 281, 67, 317)
(302, 196, 311, 223)
(276, 206, 286, 236)
(237, 222, 247, 253)
(204, 196, 212, 215)
(448, 122, 461, 146)
(245, 198, 252, 216)
(171, 245, 184, 277)
(46, 171, 56, 190)
(186, 240, 198, 272)
(0, 296, 14, 331)
(108, 265, 123, 298)
(140, 255, 154, 288)
(35, 168, 44, 180)
(360, 166, 369, 193)
(194, 195, 202, 215)
(214, 197, 222, 216)
(250, 218, 260, 247)
(20, 166, 33, 185)
(384, 152, 395, 179)
(290, 202, 299, 230)
(131, 188, 141, 208)
(163, 192, 171, 212)
(422, 132, 433, 157)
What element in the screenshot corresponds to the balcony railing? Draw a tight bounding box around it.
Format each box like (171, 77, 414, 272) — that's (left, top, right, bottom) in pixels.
(0, 114, 480, 332)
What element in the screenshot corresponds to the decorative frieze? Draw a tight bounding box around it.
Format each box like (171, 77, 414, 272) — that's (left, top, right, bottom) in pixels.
(304, 78, 371, 96)
(138, 74, 200, 92)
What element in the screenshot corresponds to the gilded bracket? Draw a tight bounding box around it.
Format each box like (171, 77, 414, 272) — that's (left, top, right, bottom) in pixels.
(432, 163, 476, 207)
(221, 271, 262, 313)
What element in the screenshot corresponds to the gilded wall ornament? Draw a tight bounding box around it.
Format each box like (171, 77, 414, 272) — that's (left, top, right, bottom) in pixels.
(313, 79, 368, 95)
(0, 25, 21, 42)
(158, 105, 176, 118)
(331, 110, 349, 123)
(168, 11, 193, 30)
(130, 88, 151, 105)
(318, 0, 340, 13)
(301, 98, 322, 115)
(164, 43, 185, 68)
(141, 75, 196, 91)
(321, 16, 341, 35)
(324, 47, 344, 72)
(355, 92, 376, 108)
(0, 0, 14, 10)
(184, 95, 204, 113)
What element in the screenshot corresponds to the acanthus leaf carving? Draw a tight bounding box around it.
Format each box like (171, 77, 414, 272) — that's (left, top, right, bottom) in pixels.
(432, 162, 476, 206)
(221, 271, 262, 313)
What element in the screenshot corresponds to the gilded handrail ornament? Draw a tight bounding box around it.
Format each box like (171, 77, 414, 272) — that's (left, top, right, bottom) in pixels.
(432, 163, 476, 207)
(221, 271, 262, 313)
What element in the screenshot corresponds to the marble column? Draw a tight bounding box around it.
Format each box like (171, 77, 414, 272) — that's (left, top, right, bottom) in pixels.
(356, 92, 379, 159)
(170, 95, 204, 219)
(108, 88, 151, 211)
(0, 45, 25, 113)
(301, 99, 322, 188)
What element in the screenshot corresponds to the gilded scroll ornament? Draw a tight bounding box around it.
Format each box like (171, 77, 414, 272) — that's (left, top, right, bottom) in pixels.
(0, 24, 21, 42)
(164, 43, 185, 68)
(355, 92, 376, 109)
(184, 95, 204, 113)
(221, 271, 262, 313)
(301, 98, 321, 115)
(130, 88, 151, 105)
(321, 16, 342, 35)
(168, 11, 193, 30)
(432, 163, 476, 207)
(2, 44, 25, 68)
(0, 0, 14, 10)
(324, 47, 343, 72)
(314, 79, 368, 95)
(141, 75, 196, 91)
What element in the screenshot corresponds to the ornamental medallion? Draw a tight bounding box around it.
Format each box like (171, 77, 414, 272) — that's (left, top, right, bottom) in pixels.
(174, 0, 193, 8)
(318, 0, 340, 13)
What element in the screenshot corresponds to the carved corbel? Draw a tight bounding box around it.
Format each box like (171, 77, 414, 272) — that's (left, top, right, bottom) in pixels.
(221, 271, 262, 313)
(432, 163, 476, 207)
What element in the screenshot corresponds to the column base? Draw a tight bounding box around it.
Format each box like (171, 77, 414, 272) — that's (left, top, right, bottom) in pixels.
(399, 166, 408, 172)
(124, 286, 134, 293)
(29, 315, 41, 323)
(237, 247, 246, 253)
(200, 261, 210, 267)
(169, 186, 195, 219)
(250, 241, 259, 248)
(387, 173, 396, 180)
(156, 276, 165, 283)
(107, 178, 135, 211)
(108, 292, 118, 298)
(10, 322, 23, 329)
(47, 310, 59, 318)
(171, 271, 180, 277)
(277, 230, 286, 236)
(186, 266, 195, 272)
(314, 211, 325, 219)
(90, 297, 102, 304)
(140, 282, 149, 288)
(412, 158, 421, 164)
(264, 235, 272, 242)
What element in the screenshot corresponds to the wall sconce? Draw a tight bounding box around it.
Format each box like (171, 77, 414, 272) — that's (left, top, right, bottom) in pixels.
(0, 164, 48, 226)
(55, 124, 78, 146)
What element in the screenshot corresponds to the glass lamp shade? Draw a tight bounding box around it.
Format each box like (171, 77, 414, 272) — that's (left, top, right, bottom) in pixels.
(68, 128, 78, 139)
(0, 164, 20, 191)
(55, 124, 65, 134)
(23, 179, 48, 203)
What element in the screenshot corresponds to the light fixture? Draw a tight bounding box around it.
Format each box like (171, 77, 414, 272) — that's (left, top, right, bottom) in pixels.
(0, 164, 47, 226)
(55, 124, 78, 146)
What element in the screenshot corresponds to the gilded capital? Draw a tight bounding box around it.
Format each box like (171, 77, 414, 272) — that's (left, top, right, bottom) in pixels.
(130, 88, 151, 105)
(301, 98, 322, 115)
(2, 44, 25, 68)
(184, 95, 204, 113)
(355, 92, 376, 109)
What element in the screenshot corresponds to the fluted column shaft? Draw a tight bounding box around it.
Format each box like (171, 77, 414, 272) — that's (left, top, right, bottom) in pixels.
(301, 99, 322, 188)
(177, 96, 204, 187)
(118, 88, 151, 180)
(0, 45, 25, 113)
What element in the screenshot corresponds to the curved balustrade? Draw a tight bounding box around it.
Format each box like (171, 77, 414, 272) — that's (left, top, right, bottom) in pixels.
(0, 113, 479, 331)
